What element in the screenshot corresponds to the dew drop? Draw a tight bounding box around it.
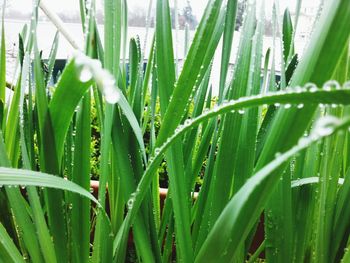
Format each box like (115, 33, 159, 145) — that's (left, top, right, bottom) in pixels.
(323, 80, 340, 91)
(343, 81, 350, 89)
(274, 152, 281, 158)
(184, 119, 192, 126)
(298, 137, 308, 146)
(295, 86, 303, 93)
(311, 116, 340, 137)
(154, 148, 161, 155)
(127, 193, 136, 210)
(127, 199, 134, 210)
(79, 67, 93, 82)
(305, 83, 318, 93)
(104, 86, 120, 104)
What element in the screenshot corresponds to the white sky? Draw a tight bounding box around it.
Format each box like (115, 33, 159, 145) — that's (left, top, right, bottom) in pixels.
(6, 0, 318, 18)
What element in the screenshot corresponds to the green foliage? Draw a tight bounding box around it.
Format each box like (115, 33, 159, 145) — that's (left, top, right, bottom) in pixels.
(0, 0, 349, 262)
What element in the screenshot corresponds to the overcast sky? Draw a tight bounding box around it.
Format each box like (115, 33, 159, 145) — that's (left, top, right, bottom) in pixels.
(6, 0, 319, 18)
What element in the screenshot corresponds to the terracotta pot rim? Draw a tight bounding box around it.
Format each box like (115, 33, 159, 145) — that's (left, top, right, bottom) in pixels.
(89, 180, 198, 198)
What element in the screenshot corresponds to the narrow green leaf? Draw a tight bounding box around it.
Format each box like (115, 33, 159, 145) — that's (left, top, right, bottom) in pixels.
(156, 0, 175, 115)
(282, 9, 293, 63)
(114, 83, 350, 256)
(195, 117, 350, 262)
(0, 223, 25, 263)
(0, 168, 99, 204)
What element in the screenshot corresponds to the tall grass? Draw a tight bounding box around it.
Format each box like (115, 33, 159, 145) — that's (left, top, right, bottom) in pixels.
(0, 0, 349, 262)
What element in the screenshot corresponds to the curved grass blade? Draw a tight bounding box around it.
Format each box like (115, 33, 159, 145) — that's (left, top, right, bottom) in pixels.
(49, 59, 93, 161)
(114, 83, 350, 255)
(0, 132, 44, 263)
(195, 117, 350, 262)
(256, 0, 350, 170)
(0, 168, 99, 204)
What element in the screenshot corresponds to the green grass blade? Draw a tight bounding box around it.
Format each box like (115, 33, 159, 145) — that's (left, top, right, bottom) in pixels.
(4, 77, 20, 166)
(219, 0, 238, 99)
(70, 95, 91, 263)
(0, 223, 25, 263)
(114, 83, 350, 256)
(153, 3, 225, 257)
(197, 3, 256, 249)
(88, 0, 115, 259)
(341, 244, 350, 263)
(156, 0, 224, 144)
(156, 0, 175, 114)
(49, 59, 93, 161)
(19, 52, 56, 263)
(0, 132, 44, 263)
(283, 8, 294, 63)
(0, 10, 5, 104)
(255, 3, 350, 259)
(195, 117, 350, 262)
(0, 168, 99, 204)
(290, 143, 319, 263)
(256, 0, 350, 172)
(45, 31, 59, 87)
(334, 169, 350, 261)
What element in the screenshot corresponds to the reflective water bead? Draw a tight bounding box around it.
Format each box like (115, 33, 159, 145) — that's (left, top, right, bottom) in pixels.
(79, 66, 93, 82)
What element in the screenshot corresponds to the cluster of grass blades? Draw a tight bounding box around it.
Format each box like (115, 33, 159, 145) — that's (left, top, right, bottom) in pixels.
(0, 0, 349, 262)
